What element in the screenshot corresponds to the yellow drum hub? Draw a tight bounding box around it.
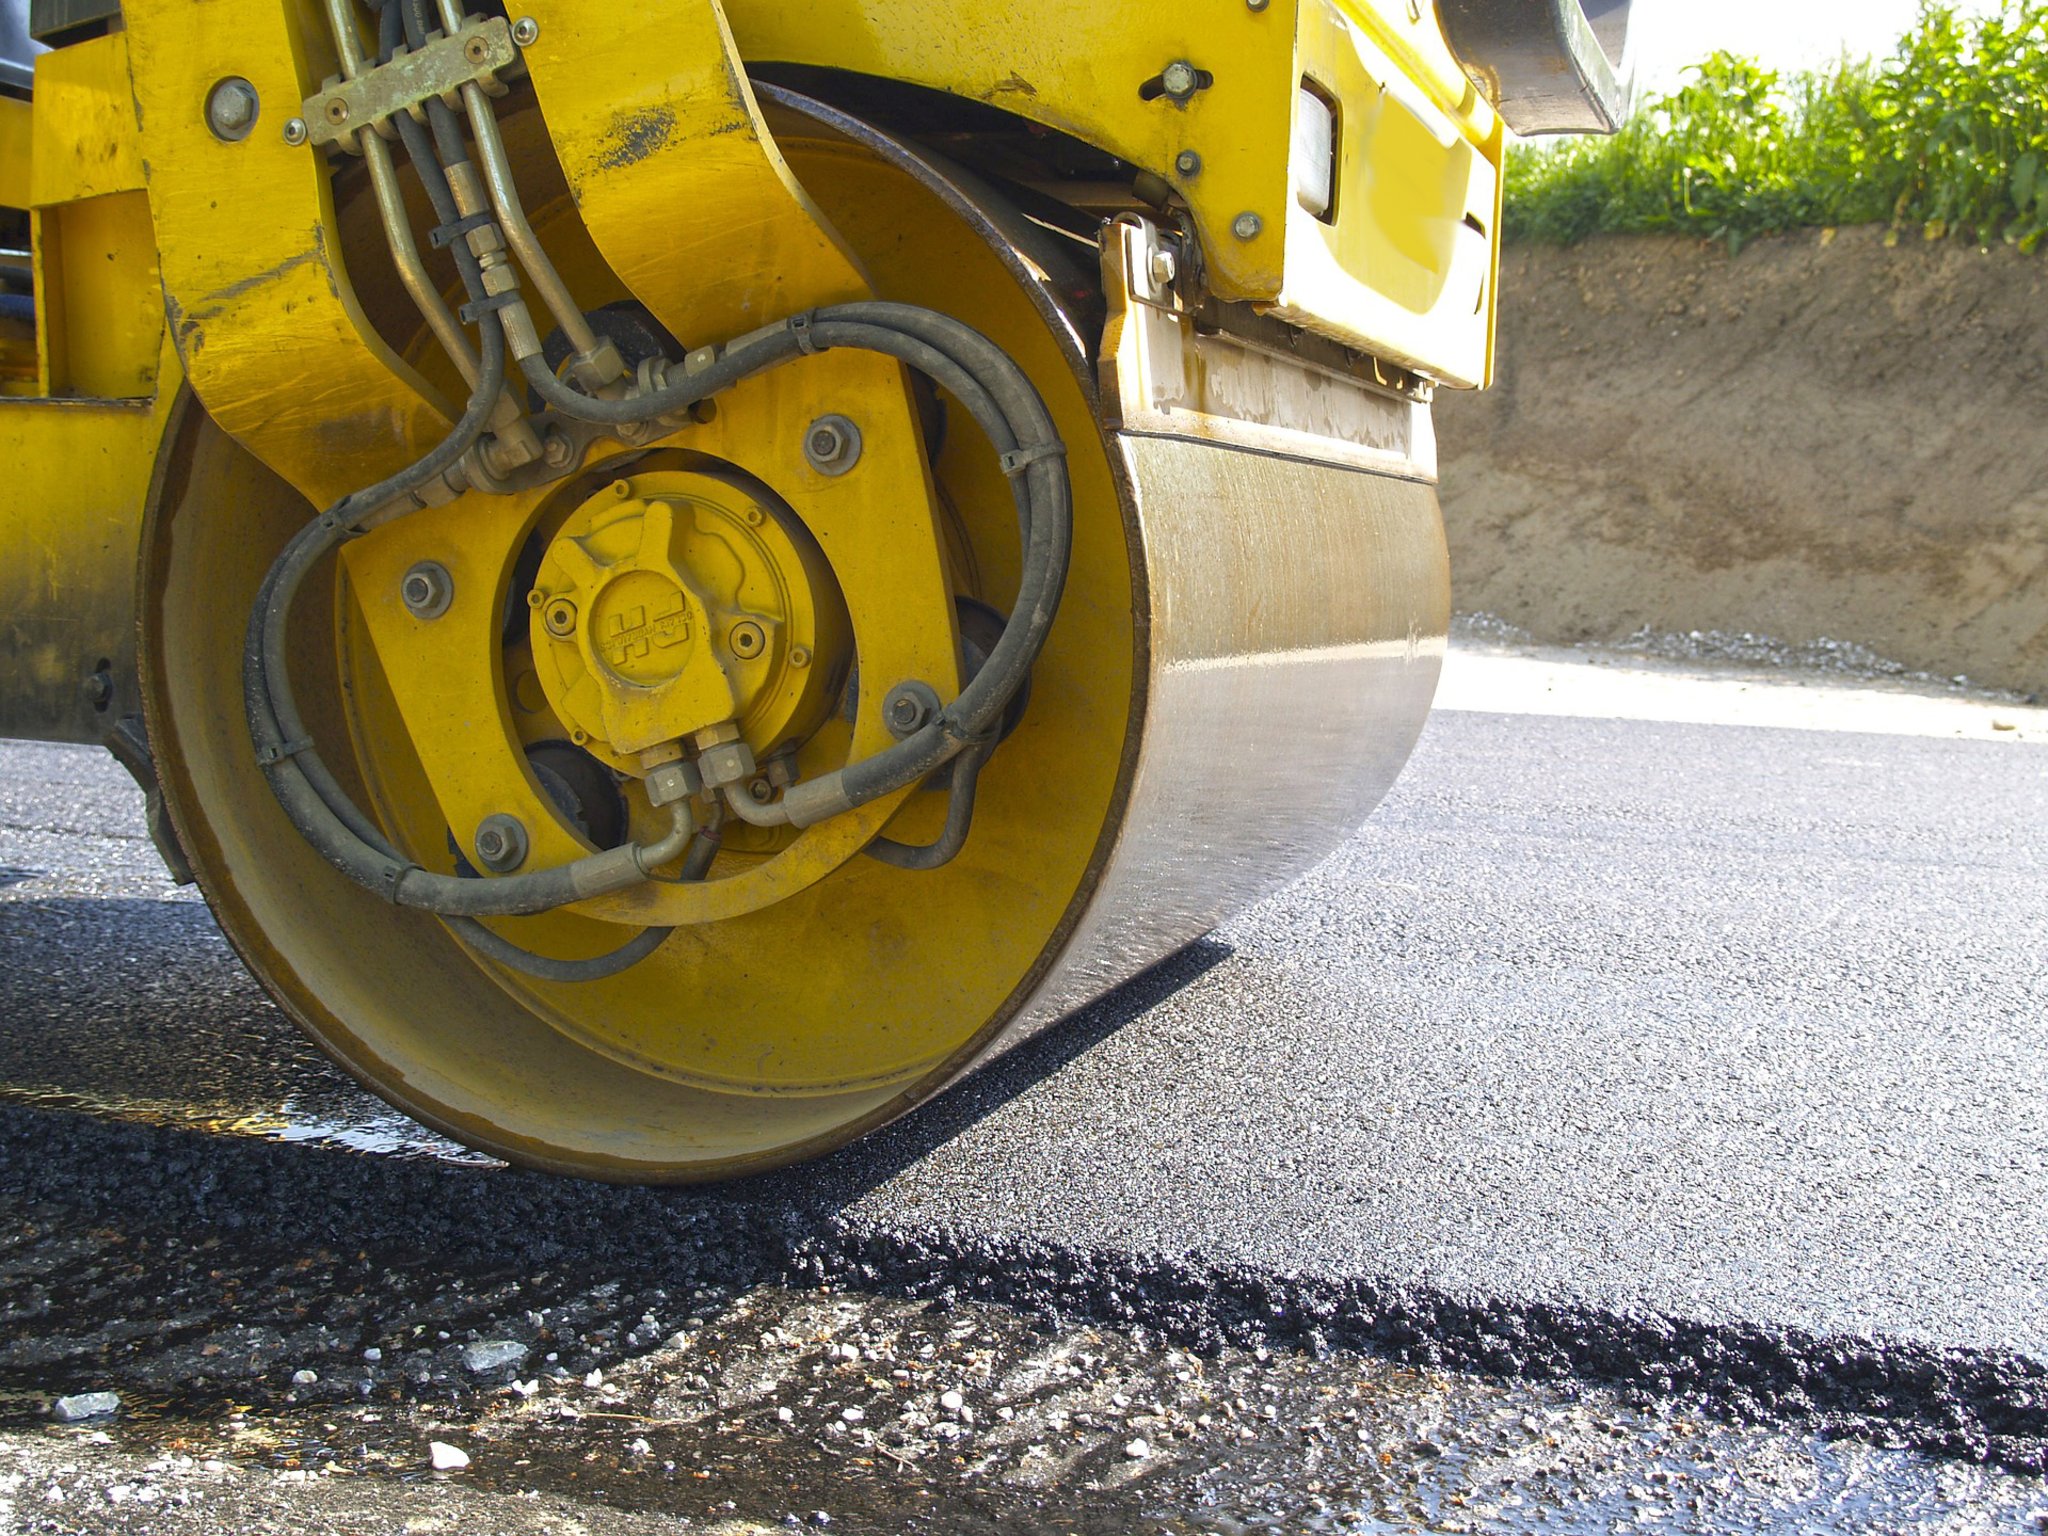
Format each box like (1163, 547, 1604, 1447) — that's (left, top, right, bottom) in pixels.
(528, 470, 848, 774)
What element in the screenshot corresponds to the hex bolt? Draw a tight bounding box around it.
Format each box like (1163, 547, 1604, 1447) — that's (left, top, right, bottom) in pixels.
(542, 597, 578, 638)
(883, 680, 943, 739)
(205, 78, 260, 142)
(1232, 211, 1265, 241)
(803, 414, 863, 476)
(541, 431, 574, 469)
(282, 117, 308, 146)
(511, 16, 540, 45)
(400, 561, 453, 620)
(728, 620, 766, 660)
(1160, 61, 1199, 101)
(472, 813, 529, 874)
(82, 670, 113, 710)
(1175, 149, 1203, 178)
(1147, 247, 1179, 289)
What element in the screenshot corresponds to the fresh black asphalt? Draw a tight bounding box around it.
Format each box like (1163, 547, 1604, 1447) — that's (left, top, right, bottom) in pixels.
(1, 707, 2043, 1465)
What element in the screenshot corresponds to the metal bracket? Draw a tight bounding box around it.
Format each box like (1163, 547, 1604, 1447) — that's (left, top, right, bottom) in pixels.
(303, 15, 516, 151)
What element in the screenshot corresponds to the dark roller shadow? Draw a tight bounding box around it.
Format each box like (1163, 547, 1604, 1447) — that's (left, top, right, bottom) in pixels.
(0, 891, 1232, 1205)
(742, 937, 1237, 1208)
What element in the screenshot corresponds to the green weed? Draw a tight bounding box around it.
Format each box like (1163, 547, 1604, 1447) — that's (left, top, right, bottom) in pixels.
(1503, 1, 2048, 252)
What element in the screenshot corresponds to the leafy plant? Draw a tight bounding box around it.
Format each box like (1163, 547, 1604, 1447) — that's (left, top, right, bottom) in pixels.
(1504, 1, 2048, 252)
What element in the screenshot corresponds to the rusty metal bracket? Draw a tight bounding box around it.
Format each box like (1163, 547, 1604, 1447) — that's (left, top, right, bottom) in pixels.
(304, 14, 516, 151)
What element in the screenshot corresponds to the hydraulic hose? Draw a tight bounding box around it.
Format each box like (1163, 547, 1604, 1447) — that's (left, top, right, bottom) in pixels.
(248, 43, 1068, 972)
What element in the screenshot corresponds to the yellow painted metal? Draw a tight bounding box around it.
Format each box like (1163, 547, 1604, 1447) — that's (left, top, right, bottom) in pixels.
(723, 0, 1502, 382)
(29, 33, 143, 205)
(121, 0, 449, 506)
(338, 343, 962, 929)
(0, 334, 184, 740)
(133, 131, 1135, 1137)
(515, 0, 871, 347)
(0, 94, 29, 210)
(1276, 0, 1502, 387)
(530, 471, 848, 769)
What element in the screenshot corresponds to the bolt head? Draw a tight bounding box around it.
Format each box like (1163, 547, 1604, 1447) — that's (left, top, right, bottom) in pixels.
(802, 415, 863, 476)
(542, 598, 578, 638)
(1161, 61, 1198, 99)
(464, 37, 490, 63)
(511, 16, 540, 46)
(541, 432, 574, 469)
(1232, 211, 1265, 241)
(206, 78, 259, 141)
(282, 117, 308, 146)
(1175, 149, 1203, 178)
(473, 814, 529, 873)
(1147, 247, 1179, 288)
(400, 561, 453, 620)
(323, 97, 349, 125)
(1247, 0, 1270, 11)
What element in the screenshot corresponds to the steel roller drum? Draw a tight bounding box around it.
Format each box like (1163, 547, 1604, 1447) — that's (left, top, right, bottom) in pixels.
(137, 94, 1448, 1179)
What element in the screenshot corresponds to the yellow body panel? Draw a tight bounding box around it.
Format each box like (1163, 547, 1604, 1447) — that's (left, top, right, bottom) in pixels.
(122, 0, 449, 506)
(724, 0, 1502, 383)
(519, 0, 872, 345)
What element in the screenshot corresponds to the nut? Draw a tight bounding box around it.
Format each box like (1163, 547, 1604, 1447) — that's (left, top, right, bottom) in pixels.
(883, 680, 942, 739)
(1147, 247, 1179, 289)
(400, 561, 454, 620)
(472, 814, 529, 874)
(643, 759, 701, 808)
(695, 737, 758, 792)
(802, 415, 863, 476)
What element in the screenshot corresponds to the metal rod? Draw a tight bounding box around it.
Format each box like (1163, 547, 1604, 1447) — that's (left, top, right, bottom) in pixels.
(362, 134, 482, 387)
(320, 0, 368, 78)
(456, 78, 604, 362)
(318, 0, 480, 387)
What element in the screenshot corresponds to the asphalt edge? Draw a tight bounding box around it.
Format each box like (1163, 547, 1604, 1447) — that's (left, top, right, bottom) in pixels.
(2, 1102, 2041, 1474)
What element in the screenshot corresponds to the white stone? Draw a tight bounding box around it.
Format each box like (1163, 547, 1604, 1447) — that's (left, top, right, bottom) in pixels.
(461, 1340, 528, 1375)
(428, 1442, 470, 1472)
(939, 1390, 965, 1414)
(1124, 1438, 1151, 1460)
(291, 1370, 318, 1386)
(52, 1393, 120, 1423)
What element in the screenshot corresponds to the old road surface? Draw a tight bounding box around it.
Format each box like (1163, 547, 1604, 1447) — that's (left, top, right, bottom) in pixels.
(0, 639, 2044, 1533)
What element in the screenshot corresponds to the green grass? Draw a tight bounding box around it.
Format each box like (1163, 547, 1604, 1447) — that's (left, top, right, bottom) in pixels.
(1503, 1, 2048, 252)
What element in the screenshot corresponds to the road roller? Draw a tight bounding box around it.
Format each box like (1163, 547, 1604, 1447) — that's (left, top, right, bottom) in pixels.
(0, 0, 1635, 1178)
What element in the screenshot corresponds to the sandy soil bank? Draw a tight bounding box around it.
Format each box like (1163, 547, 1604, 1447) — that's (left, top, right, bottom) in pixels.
(1436, 225, 2048, 694)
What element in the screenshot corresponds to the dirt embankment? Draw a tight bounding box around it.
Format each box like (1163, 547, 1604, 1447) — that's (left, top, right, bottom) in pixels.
(1435, 226, 2048, 694)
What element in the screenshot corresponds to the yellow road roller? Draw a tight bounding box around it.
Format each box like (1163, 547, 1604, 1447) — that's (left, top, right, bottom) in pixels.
(0, 0, 1634, 1178)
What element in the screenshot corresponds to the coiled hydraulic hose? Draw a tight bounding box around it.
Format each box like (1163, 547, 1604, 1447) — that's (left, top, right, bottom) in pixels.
(247, 14, 1070, 978)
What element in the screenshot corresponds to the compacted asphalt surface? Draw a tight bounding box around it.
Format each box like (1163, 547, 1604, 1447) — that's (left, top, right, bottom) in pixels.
(0, 678, 2044, 1530)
